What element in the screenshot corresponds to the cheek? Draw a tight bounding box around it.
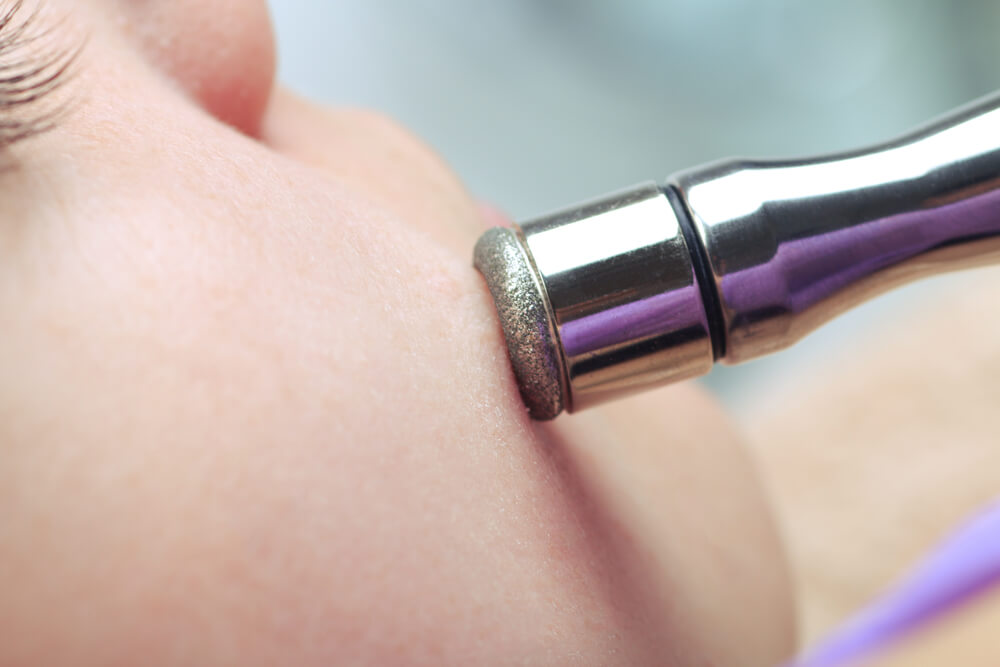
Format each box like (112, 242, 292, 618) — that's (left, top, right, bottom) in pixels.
(105, 0, 276, 135)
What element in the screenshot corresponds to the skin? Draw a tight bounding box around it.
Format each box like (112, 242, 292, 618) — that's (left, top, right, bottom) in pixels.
(8, 1, 997, 664)
(744, 267, 1000, 643)
(864, 586, 1000, 665)
(0, 1, 795, 665)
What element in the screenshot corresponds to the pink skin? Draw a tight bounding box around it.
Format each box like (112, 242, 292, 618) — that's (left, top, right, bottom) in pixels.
(0, 1, 794, 665)
(477, 202, 514, 229)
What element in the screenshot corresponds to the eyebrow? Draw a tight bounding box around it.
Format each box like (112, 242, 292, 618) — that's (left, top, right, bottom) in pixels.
(0, 0, 80, 148)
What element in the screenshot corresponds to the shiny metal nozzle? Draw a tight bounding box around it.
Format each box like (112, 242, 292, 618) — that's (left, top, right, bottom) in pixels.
(474, 185, 715, 419)
(475, 91, 1000, 419)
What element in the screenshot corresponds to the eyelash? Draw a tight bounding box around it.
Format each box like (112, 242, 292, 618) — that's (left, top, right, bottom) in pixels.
(0, 0, 79, 148)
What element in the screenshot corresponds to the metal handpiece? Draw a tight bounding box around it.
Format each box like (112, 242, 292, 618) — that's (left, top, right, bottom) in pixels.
(474, 92, 1000, 419)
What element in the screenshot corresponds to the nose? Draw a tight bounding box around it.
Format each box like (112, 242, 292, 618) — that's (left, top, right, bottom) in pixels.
(92, 0, 276, 136)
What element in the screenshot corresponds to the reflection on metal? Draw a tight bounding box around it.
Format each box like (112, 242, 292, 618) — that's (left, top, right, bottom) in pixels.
(476, 92, 1000, 418)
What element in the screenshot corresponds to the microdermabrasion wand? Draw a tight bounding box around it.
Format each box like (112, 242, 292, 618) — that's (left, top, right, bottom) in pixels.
(474, 92, 1000, 419)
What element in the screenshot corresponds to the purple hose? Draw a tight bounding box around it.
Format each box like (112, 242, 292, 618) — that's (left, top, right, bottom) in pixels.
(788, 497, 1000, 667)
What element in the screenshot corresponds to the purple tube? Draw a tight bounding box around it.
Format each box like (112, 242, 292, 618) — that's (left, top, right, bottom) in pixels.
(788, 497, 1000, 667)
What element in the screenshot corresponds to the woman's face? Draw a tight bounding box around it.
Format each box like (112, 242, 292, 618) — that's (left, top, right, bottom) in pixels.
(0, 1, 794, 664)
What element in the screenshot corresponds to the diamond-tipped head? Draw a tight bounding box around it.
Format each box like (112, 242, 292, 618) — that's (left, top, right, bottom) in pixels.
(473, 227, 566, 420)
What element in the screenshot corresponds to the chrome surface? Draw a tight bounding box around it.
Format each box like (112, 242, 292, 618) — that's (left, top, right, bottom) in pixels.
(505, 183, 713, 416)
(476, 91, 1000, 417)
(673, 91, 1000, 364)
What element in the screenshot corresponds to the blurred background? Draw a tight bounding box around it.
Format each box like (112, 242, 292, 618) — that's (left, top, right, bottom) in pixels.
(269, 0, 1000, 411)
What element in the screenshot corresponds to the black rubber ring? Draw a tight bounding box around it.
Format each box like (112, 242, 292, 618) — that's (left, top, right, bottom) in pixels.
(663, 184, 727, 361)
